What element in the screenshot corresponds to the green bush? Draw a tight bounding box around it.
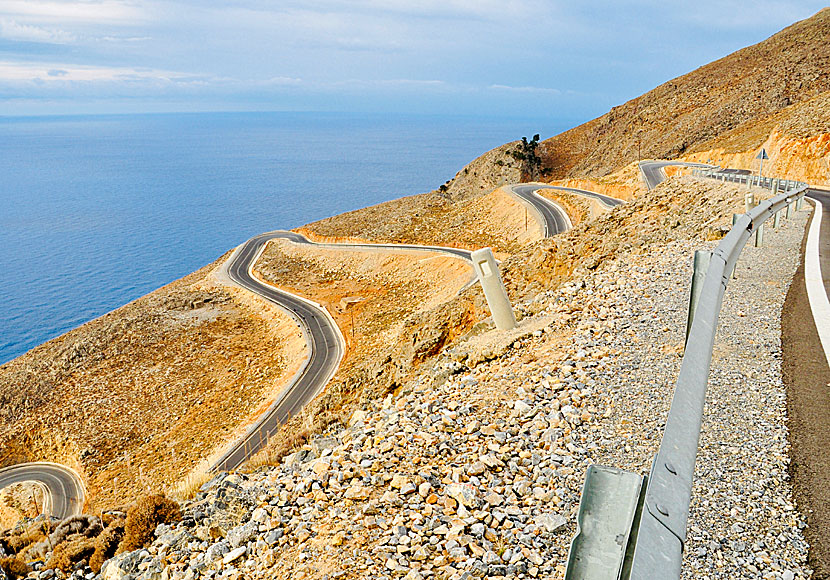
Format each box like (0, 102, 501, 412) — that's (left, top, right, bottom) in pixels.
(117, 495, 181, 554)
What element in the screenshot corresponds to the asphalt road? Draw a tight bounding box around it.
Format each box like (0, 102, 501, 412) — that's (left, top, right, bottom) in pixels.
(542, 185, 624, 209)
(213, 230, 488, 471)
(510, 184, 574, 236)
(782, 188, 830, 576)
(0, 463, 84, 519)
(639, 160, 715, 190)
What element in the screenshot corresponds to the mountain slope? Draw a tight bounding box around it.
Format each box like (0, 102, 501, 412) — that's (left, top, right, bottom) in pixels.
(538, 8, 830, 179)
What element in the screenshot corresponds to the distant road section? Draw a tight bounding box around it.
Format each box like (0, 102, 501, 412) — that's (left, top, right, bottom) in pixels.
(510, 184, 573, 236)
(542, 185, 624, 209)
(0, 463, 85, 519)
(640, 161, 715, 190)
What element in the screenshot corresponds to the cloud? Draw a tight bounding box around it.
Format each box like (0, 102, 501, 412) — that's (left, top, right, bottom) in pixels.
(489, 84, 562, 95)
(0, 0, 146, 24)
(0, 18, 76, 44)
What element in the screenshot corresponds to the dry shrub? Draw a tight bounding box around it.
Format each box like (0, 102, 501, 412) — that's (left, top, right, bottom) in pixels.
(47, 536, 96, 572)
(0, 556, 29, 579)
(48, 515, 102, 547)
(117, 495, 180, 554)
(89, 518, 125, 573)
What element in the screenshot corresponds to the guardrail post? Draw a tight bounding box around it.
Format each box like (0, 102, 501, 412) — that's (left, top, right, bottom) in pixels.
(731, 214, 740, 278)
(786, 199, 793, 219)
(754, 223, 764, 247)
(796, 196, 803, 211)
(686, 251, 711, 345)
(471, 247, 517, 331)
(744, 193, 754, 212)
(774, 209, 781, 229)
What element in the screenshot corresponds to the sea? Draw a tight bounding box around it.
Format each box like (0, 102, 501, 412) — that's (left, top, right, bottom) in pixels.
(0, 111, 568, 366)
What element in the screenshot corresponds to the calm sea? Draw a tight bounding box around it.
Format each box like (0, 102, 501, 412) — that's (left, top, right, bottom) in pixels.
(0, 112, 567, 365)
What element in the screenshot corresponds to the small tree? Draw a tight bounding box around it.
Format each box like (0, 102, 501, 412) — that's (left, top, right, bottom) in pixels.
(509, 134, 542, 181)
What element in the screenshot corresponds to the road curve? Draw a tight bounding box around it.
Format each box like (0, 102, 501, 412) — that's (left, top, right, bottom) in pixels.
(215, 187, 575, 470)
(639, 160, 716, 190)
(213, 231, 487, 471)
(541, 185, 624, 209)
(509, 184, 573, 236)
(0, 462, 85, 519)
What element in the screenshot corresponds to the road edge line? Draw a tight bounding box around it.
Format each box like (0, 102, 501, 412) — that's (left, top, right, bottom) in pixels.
(805, 198, 830, 367)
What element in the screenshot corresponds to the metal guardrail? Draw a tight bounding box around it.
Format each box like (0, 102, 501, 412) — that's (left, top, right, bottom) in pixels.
(566, 170, 809, 579)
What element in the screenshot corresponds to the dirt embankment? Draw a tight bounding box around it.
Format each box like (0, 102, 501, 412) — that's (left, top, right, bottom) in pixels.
(0, 255, 305, 513)
(682, 90, 830, 186)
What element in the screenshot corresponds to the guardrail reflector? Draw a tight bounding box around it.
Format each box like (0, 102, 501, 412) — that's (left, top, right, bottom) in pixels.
(565, 465, 645, 580)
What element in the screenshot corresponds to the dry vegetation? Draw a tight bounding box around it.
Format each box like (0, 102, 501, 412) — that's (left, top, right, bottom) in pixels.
(0, 255, 303, 511)
(0, 495, 179, 576)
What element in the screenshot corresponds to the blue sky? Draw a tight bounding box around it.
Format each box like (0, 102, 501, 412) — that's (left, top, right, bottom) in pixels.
(1, 1, 827, 120)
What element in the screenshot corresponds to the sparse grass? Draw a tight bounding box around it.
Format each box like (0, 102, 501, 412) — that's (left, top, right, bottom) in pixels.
(170, 460, 213, 503)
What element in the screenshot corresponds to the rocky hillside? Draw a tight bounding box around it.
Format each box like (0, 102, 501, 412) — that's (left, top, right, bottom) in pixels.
(537, 8, 830, 179)
(0, 175, 811, 580)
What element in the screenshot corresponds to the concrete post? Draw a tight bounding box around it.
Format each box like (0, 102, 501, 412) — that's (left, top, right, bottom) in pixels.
(471, 247, 516, 331)
(686, 250, 711, 346)
(755, 223, 764, 247)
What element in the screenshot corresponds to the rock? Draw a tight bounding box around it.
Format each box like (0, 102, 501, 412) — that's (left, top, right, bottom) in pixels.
(222, 547, 246, 565)
(536, 513, 567, 533)
(345, 485, 371, 500)
(205, 541, 230, 561)
(514, 400, 533, 416)
(226, 521, 257, 548)
(390, 474, 410, 489)
(101, 551, 146, 580)
(446, 483, 478, 508)
(263, 529, 283, 545)
(467, 461, 487, 476)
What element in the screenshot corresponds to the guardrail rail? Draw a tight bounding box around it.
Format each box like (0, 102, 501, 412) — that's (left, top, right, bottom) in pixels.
(565, 169, 809, 579)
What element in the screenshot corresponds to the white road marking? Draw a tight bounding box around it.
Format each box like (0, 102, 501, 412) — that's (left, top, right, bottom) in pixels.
(805, 198, 830, 367)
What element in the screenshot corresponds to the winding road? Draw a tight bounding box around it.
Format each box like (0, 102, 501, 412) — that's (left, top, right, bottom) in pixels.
(640, 160, 715, 190)
(213, 185, 579, 471)
(0, 463, 84, 519)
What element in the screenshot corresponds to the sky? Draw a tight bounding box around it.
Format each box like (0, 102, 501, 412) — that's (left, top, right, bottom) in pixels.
(1, 1, 828, 121)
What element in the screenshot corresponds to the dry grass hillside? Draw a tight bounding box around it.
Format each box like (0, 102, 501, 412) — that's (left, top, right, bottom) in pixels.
(303, 183, 544, 255)
(0, 257, 305, 512)
(537, 8, 830, 179)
